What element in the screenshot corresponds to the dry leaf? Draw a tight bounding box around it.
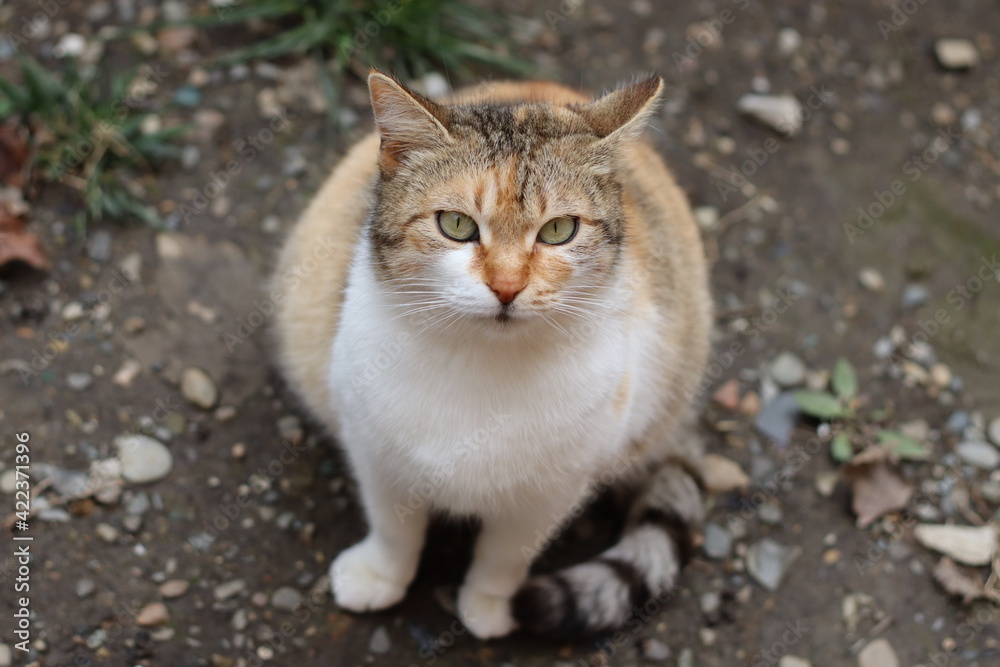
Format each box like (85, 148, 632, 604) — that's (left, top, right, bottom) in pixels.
(0, 196, 49, 271)
(845, 461, 913, 528)
(0, 120, 30, 189)
(933, 557, 986, 603)
(914, 523, 996, 566)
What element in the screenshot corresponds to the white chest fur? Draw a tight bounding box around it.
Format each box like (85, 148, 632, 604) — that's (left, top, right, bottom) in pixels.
(328, 248, 661, 517)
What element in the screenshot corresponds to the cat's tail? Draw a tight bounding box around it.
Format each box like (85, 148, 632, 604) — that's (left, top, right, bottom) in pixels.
(511, 459, 704, 637)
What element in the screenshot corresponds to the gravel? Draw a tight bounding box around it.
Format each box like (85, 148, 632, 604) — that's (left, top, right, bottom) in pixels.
(779, 658, 811, 667)
(747, 539, 801, 591)
(901, 284, 930, 309)
(369, 626, 392, 654)
(755, 393, 801, 448)
(96, 523, 120, 543)
(858, 638, 899, 667)
(270, 586, 303, 611)
(214, 579, 248, 601)
(703, 522, 732, 559)
(955, 441, 1000, 469)
(115, 434, 173, 484)
(181, 367, 219, 409)
(988, 417, 1000, 447)
(136, 602, 170, 627)
(639, 637, 671, 661)
(159, 580, 190, 599)
(736, 94, 804, 135)
(67, 372, 94, 391)
(934, 38, 979, 69)
(76, 578, 96, 598)
(770, 352, 807, 387)
(87, 230, 113, 262)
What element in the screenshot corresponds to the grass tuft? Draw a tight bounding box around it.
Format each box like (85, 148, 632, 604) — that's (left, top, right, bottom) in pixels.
(0, 56, 184, 232)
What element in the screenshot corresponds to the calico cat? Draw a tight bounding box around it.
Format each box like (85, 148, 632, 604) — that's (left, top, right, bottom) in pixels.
(273, 71, 712, 639)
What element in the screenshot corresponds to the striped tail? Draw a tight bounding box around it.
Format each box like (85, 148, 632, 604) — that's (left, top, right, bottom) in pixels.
(511, 461, 704, 637)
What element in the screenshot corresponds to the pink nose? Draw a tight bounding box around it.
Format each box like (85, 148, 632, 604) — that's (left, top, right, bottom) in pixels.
(488, 275, 526, 304)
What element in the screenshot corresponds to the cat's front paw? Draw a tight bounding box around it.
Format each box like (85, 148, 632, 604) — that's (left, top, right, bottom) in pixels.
(457, 586, 518, 639)
(330, 538, 412, 612)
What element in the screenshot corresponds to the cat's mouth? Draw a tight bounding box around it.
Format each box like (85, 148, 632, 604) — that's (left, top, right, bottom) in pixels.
(495, 304, 513, 324)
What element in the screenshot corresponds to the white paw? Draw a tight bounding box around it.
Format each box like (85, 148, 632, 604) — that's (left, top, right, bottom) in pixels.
(330, 538, 411, 612)
(457, 586, 518, 639)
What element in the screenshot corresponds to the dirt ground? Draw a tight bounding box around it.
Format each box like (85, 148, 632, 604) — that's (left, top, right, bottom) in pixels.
(2, 1, 1000, 666)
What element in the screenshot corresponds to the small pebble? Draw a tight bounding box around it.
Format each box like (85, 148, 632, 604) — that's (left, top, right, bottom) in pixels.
(214, 579, 248, 601)
(736, 94, 804, 135)
(755, 393, 800, 448)
(271, 586, 303, 611)
(858, 638, 899, 667)
(902, 284, 930, 309)
(946, 411, 971, 434)
(87, 230, 113, 262)
(987, 417, 1000, 447)
(770, 352, 807, 388)
(934, 38, 979, 69)
(693, 206, 719, 231)
(640, 637, 671, 661)
(159, 580, 190, 599)
(76, 578, 96, 598)
(369, 626, 392, 654)
(747, 539, 801, 591)
(956, 441, 1000, 469)
(858, 268, 885, 292)
(929, 364, 952, 389)
(232, 608, 249, 631)
(759, 503, 783, 525)
(124, 315, 146, 334)
(95, 523, 119, 543)
(703, 522, 732, 559)
(181, 367, 219, 409)
(776, 27, 802, 56)
(115, 434, 173, 484)
(85, 628, 107, 650)
(136, 602, 170, 627)
(67, 372, 94, 391)
(780, 658, 812, 667)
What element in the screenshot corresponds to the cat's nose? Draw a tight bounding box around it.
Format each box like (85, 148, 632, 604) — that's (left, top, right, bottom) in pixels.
(487, 275, 526, 304)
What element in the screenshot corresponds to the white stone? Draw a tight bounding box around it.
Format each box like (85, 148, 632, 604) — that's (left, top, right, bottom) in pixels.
(780, 657, 811, 667)
(770, 352, 807, 387)
(181, 367, 218, 409)
(736, 94, 804, 135)
(858, 638, 898, 667)
(935, 39, 979, 69)
(987, 417, 1000, 447)
(955, 441, 1000, 470)
(114, 434, 173, 484)
(701, 454, 750, 493)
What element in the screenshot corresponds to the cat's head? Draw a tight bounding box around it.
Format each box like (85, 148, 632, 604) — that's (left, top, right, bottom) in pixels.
(366, 71, 662, 334)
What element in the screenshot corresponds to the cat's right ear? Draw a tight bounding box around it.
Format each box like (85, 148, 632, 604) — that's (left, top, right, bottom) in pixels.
(368, 71, 451, 172)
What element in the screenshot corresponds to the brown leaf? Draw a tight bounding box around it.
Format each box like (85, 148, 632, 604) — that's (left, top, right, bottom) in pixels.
(933, 557, 987, 603)
(0, 120, 31, 189)
(0, 192, 49, 271)
(845, 461, 913, 528)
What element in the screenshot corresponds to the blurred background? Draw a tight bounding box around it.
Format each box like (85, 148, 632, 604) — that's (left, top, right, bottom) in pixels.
(1, 1, 999, 666)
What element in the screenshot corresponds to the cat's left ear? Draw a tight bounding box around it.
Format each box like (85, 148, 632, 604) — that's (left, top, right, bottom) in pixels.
(582, 75, 663, 145)
(368, 70, 451, 172)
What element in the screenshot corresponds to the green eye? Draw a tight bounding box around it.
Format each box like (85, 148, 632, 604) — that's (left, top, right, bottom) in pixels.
(437, 211, 479, 242)
(537, 216, 578, 245)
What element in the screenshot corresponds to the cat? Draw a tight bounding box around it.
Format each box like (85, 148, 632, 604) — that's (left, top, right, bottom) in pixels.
(272, 70, 713, 639)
